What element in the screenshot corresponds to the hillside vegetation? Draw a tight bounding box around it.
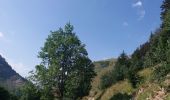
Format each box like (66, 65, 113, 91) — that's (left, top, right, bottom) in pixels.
(84, 0, 170, 99)
(84, 61, 170, 100)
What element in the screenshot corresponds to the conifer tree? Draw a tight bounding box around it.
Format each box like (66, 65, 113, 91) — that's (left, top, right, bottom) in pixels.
(114, 51, 130, 81)
(161, 0, 170, 21)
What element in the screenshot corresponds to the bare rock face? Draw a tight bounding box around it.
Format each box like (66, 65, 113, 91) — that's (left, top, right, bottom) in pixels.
(0, 55, 26, 91)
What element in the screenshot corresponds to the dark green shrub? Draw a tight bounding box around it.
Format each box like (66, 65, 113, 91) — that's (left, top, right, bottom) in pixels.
(153, 62, 170, 81)
(100, 71, 115, 89)
(0, 86, 10, 100)
(127, 71, 142, 88)
(110, 93, 132, 100)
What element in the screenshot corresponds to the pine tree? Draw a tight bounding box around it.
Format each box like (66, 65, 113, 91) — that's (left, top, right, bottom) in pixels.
(114, 51, 130, 81)
(144, 29, 162, 66)
(161, 0, 170, 21)
(163, 10, 170, 31)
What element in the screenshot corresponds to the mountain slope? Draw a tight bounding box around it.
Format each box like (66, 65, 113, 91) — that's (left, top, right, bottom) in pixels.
(0, 55, 25, 91)
(83, 60, 170, 100)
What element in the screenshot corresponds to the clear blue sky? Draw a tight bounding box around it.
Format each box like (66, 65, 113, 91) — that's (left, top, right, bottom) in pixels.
(0, 0, 162, 77)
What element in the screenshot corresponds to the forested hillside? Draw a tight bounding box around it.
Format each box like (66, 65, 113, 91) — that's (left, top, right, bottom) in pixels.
(84, 0, 170, 99)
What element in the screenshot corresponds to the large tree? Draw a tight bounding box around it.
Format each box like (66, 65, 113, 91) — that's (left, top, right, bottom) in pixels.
(30, 23, 96, 99)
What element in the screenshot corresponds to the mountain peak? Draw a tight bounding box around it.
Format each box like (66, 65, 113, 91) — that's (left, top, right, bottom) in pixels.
(0, 54, 25, 91)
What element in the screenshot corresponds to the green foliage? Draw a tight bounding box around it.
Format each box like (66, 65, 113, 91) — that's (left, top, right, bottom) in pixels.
(131, 42, 150, 70)
(18, 81, 41, 100)
(144, 30, 161, 67)
(0, 86, 18, 100)
(166, 40, 170, 63)
(127, 39, 151, 89)
(27, 23, 96, 99)
(100, 71, 115, 89)
(144, 10, 170, 67)
(0, 86, 10, 100)
(100, 52, 130, 89)
(130, 49, 143, 70)
(114, 51, 130, 81)
(146, 1, 170, 67)
(153, 63, 170, 81)
(3, 1, 170, 99)
(161, 0, 170, 21)
(163, 10, 170, 31)
(98, 0, 170, 96)
(10, 94, 18, 100)
(127, 71, 141, 88)
(110, 93, 132, 100)
(95, 0, 170, 98)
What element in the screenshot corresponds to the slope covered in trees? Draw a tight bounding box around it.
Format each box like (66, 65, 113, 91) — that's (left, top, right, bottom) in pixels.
(85, 0, 170, 99)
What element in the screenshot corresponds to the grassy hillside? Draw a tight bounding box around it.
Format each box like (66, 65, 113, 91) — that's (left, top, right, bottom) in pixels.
(82, 58, 116, 100)
(83, 60, 170, 100)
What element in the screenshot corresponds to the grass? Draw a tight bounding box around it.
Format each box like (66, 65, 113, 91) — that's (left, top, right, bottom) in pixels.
(99, 80, 134, 100)
(136, 68, 160, 100)
(138, 68, 153, 82)
(165, 94, 170, 100)
(136, 67, 170, 100)
(135, 83, 160, 100)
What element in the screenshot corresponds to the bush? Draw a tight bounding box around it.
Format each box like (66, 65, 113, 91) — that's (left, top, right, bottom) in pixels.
(128, 71, 142, 88)
(100, 71, 116, 89)
(110, 93, 132, 100)
(18, 82, 41, 100)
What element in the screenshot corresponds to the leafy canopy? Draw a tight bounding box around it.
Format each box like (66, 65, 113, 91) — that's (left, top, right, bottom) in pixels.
(28, 23, 96, 99)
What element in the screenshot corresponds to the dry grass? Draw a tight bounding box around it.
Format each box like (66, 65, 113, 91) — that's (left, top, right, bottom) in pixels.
(136, 68, 170, 100)
(135, 83, 160, 100)
(88, 59, 116, 99)
(90, 61, 135, 100)
(100, 80, 134, 100)
(138, 68, 153, 81)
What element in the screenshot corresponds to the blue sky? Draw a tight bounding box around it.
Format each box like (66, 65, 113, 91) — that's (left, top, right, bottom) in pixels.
(0, 0, 162, 77)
